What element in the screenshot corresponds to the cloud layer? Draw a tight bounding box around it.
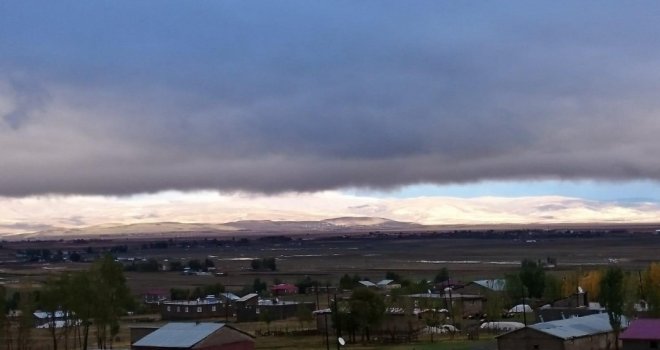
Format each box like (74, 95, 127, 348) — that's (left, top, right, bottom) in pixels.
(2, 2, 660, 196)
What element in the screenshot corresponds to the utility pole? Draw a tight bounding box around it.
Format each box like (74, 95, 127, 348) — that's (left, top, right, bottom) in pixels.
(521, 284, 527, 326)
(333, 293, 340, 350)
(324, 312, 330, 350)
(315, 282, 320, 311)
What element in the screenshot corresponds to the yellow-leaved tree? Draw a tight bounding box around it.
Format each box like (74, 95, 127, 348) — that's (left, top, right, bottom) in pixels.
(644, 262, 660, 317)
(579, 270, 603, 302)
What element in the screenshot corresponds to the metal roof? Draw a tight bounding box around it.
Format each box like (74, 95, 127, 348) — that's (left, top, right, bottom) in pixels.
(529, 313, 626, 340)
(236, 293, 258, 302)
(133, 322, 223, 348)
(472, 279, 506, 291)
(358, 280, 377, 287)
(377, 279, 394, 286)
(220, 292, 240, 301)
(619, 319, 660, 340)
(33, 311, 67, 319)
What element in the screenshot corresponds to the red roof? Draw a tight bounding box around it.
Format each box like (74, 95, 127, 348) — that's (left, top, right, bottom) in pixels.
(270, 283, 297, 290)
(620, 319, 660, 340)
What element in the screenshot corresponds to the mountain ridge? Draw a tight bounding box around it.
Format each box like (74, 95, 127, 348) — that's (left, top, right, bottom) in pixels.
(4, 216, 423, 240)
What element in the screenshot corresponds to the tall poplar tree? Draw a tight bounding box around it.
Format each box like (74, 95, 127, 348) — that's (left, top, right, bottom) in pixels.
(599, 266, 625, 350)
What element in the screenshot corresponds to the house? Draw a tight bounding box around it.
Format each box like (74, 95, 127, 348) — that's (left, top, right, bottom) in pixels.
(377, 279, 401, 290)
(380, 308, 426, 342)
(407, 292, 485, 317)
(620, 319, 660, 350)
(236, 295, 315, 322)
(235, 294, 259, 322)
(219, 292, 240, 303)
(143, 288, 169, 312)
(536, 291, 602, 322)
(358, 280, 377, 288)
(131, 322, 255, 350)
(270, 283, 298, 295)
(496, 313, 627, 350)
(143, 288, 169, 304)
(460, 279, 506, 295)
(258, 299, 316, 322)
(305, 285, 337, 294)
(160, 297, 225, 320)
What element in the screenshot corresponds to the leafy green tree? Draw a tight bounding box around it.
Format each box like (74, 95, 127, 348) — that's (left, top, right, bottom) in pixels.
(91, 254, 134, 349)
(263, 257, 277, 271)
(339, 274, 361, 290)
(69, 271, 95, 350)
(190, 287, 205, 300)
(40, 277, 67, 350)
(644, 263, 660, 317)
(349, 288, 385, 342)
(484, 290, 505, 321)
(252, 278, 268, 295)
(504, 273, 525, 303)
(599, 267, 625, 350)
(15, 291, 35, 350)
(69, 251, 82, 262)
(203, 258, 215, 271)
(187, 259, 202, 271)
(259, 309, 273, 333)
(296, 303, 313, 328)
(403, 279, 432, 294)
(250, 259, 261, 270)
(250, 258, 277, 271)
(168, 260, 184, 271)
(295, 276, 318, 294)
(543, 274, 563, 302)
(434, 267, 450, 283)
(170, 288, 190, 300)
(519, 259, 545, 298)
(203, 283, 225, 296)
(0, 286, 6, 348)
(384, 271, 403, 283)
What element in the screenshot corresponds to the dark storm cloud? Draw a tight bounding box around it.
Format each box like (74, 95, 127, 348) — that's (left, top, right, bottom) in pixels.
(1, 1, 660, 196)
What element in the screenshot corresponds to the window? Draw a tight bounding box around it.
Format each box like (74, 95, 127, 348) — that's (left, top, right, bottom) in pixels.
(197, 307, 202, 313)
(212, 306, 216, 312)
(177, 307, 180, 312)
(166, 306, 171, 312)
(185, 307, 189, 313)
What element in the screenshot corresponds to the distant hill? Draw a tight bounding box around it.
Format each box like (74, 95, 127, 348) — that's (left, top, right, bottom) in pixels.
(8, 216, 423, 240)
(225, 216, 422, 232)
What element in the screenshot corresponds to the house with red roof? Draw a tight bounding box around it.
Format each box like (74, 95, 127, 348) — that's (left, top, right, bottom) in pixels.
(270, 283, 298, 295)
(620, 319, 660, 350)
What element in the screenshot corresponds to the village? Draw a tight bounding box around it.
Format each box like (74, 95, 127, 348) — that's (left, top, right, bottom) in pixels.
(0, 232, 658, 350)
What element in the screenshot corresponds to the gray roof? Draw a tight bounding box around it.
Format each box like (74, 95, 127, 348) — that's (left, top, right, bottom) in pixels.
(377, 279, 394, 286)
(358, 280, 376, 287)
(528, 313, 626, 340)
(133, 322, 223, 348)
(472, 279, 506, 292)
(220, 292, 240, 301)
(408, 292, 483, 300)
(236, 293, 258, 302)
(33, 311, 66, 319)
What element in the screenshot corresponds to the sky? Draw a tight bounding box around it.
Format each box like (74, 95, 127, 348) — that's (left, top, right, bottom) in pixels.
(2, 1, 660, 233)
